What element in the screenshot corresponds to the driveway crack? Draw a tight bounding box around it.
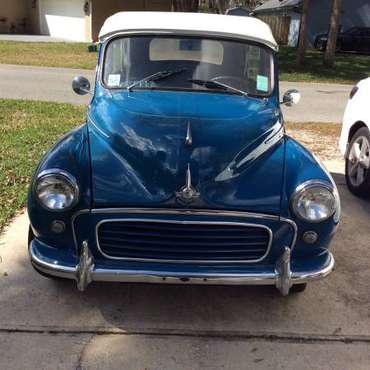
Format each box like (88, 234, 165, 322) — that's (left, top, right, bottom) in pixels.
(1, 326, 370, 345)
(76, 334, 94, 370)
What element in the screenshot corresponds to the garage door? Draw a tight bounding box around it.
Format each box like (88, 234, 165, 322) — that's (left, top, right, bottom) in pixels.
(39, 0, 86, 41)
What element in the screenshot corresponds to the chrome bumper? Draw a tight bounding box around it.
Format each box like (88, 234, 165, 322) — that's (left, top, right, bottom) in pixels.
(29, 241, 335, 296)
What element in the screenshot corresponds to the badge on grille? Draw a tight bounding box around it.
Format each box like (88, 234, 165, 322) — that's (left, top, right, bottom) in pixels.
(176, 163, 200, 204)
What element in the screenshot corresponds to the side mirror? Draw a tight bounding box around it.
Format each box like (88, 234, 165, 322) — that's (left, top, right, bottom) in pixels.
(72, 76, 91, 95)
(282, 89, 301, 107)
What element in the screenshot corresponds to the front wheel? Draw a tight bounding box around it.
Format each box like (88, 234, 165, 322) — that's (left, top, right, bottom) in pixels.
(345, 127, 370, 198)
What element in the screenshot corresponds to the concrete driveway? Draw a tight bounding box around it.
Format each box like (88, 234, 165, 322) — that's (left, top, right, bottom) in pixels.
(0, 64, 351, 123)
(1, 163, 370, 369)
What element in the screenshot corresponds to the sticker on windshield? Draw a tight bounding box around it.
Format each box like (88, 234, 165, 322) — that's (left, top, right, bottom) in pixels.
(256, 75, 269, 92)
(108, 74, 121, 87)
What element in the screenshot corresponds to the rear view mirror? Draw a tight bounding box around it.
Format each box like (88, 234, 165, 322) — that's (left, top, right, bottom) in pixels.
(72, 76, 91, 95)
(282, 89, 301, 107)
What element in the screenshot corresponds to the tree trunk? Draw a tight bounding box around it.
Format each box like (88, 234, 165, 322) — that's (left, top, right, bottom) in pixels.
(217, 0, 227, 14)
(324, 0, 342, 68)
(296, 0, 310, 66)
(172, 0, 199, 12)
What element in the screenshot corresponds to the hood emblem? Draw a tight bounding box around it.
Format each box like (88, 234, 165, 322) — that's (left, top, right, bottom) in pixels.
(176, 164, 199, 204)
(185, 121, 193, 146)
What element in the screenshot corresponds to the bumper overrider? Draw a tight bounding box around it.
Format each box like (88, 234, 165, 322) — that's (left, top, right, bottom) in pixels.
(29, 238, 335, 296)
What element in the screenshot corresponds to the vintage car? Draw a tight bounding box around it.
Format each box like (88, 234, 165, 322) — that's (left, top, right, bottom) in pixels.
(28, 12, 340, 295)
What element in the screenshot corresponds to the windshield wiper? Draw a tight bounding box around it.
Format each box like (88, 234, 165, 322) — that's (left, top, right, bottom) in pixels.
(188, 79, 249, 97)
(127, 68, 187, 91)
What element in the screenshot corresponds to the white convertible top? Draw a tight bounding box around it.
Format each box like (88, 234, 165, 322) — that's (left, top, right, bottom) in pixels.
(99, 12, 278, 51)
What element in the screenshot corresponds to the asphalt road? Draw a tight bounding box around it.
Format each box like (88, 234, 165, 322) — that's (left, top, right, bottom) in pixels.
(1, 163, 370, 369)
(0, 64, 352, 123)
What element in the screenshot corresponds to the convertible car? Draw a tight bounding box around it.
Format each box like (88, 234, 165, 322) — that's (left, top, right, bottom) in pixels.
(28, 12, 340, 295)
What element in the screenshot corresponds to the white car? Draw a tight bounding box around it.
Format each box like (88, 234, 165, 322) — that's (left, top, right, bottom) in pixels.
(339, 77, 370, 197)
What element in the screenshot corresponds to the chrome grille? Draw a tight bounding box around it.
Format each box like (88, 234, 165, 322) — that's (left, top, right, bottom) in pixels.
(97, 219, 272, 263)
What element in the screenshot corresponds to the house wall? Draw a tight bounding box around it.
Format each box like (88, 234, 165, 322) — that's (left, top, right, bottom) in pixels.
(0, 0, 28, 34)
(91, 0, 172, 41)
(307, 0, 370, 46)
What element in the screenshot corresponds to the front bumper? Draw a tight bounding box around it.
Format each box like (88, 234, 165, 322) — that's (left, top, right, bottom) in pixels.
(29, 239, 335, 296)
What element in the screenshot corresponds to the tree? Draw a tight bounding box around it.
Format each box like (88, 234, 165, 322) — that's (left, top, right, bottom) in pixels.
(172, 0, 199, 11)
(324, 0, 342, 68)
(217, 0, 227, 13)
(296, 0, 310, 66)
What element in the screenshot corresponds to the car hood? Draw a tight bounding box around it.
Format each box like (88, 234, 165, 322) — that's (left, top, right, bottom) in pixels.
(88, 90, 285, 214)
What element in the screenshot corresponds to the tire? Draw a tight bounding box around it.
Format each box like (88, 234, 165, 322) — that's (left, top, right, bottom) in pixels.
(290, 283, 307, 293)
(345, 127, 370, 198)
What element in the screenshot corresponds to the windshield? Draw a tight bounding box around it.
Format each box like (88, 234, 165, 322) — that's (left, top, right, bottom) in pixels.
(103, 36, 274, 97)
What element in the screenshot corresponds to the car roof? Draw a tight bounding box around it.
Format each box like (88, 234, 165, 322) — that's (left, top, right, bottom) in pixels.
(99, 11, 278, 51)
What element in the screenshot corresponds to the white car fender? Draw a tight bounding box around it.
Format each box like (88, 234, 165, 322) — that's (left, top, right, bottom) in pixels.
(339, 77, 370, 156)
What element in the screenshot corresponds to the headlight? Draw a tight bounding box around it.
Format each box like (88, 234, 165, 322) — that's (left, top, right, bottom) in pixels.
(35, 170, 79, 211)
(291, 181, 338, 223)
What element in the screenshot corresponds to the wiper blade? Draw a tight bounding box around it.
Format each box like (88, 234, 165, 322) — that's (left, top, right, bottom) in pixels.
(127, 68, 187, 91)
(188, 79, 249, 97)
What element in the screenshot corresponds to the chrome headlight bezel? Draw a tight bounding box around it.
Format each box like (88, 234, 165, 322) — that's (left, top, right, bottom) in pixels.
(291, 180, 339, 223)
(34, 169, 80, 212)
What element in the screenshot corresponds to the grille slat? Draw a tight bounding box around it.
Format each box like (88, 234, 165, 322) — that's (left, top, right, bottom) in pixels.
(100, 235, 267, 247)
(100, 241, 267, 254)
(97, 220, 271, 262)
(99, 229, 267, 240)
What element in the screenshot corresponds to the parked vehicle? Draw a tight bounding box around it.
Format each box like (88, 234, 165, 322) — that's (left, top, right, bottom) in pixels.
(339, 78, 370, 197)
(315, 27, 370, 53)
(28, 12, 340, 295)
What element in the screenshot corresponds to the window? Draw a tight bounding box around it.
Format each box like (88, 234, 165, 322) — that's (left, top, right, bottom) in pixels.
(103, 36, 274, 96)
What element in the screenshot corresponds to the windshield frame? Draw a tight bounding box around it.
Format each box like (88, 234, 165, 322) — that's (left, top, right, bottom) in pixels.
(99, 33, 277, 98)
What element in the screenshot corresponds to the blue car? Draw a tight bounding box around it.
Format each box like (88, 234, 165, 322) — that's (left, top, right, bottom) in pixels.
(28, 12, 340, 295)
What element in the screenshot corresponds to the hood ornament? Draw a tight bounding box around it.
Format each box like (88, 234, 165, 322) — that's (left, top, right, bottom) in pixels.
(176, 163, 200, 204)
(185, 121, 192, 146)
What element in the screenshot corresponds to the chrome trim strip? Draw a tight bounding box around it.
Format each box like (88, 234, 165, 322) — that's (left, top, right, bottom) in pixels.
(90, 207, 280, 220)
(280, 216, 298, 252)
(29, 241, 335, 293)
(95, 218, 273, 264)
(185, 121, 192, 146)
(72, 209, 90, 254)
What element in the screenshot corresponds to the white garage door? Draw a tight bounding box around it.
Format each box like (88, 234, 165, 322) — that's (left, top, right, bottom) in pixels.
(39, 0, 86, 41)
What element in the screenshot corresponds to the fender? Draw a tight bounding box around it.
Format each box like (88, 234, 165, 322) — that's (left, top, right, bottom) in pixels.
(28, 124, 91, 250)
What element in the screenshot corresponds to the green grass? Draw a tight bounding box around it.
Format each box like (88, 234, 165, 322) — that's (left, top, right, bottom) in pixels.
(0, 41, 97, 69)
(279, 47, 370, 84)
(0, 99, 85, 232)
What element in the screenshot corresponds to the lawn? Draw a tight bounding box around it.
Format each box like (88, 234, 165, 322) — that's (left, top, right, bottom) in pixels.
(279, 47, 370, 84)
(0, 41, 97, 70)
(0, 99, 343, 233)
(0, 41, 369, 84)
(0, 99, 85, 232)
